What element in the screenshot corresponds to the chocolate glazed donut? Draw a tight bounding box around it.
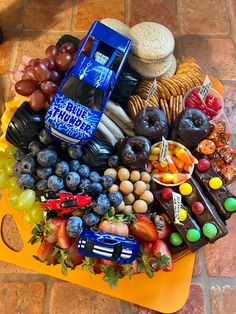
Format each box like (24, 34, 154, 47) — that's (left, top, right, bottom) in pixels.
(118, 136, 151, 169)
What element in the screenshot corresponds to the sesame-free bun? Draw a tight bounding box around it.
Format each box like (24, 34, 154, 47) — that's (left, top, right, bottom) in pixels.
(101, 18, 130, 37)
(129, 22, 175, 60)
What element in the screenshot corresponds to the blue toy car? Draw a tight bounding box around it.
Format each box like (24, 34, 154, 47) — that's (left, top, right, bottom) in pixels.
(78, 228, 139, 264)
(44, 21, 131, 145)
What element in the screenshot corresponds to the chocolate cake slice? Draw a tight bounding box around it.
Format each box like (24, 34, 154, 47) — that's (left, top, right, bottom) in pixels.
(178, 177, 228, 242)
(154, 190, 209, 252)
(194, 157, 236, 220)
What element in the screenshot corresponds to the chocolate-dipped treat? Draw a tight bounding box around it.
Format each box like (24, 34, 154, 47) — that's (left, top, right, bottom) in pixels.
(154, 189, 209, 252)
(118, 136, 151, 169)
(178, 178, 228, 242)
(194, 157, 236, 220)
(134, 107, 168, 142)
(171, 108, 210, 149)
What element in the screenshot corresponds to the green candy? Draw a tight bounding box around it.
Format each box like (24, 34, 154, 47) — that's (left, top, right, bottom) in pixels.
(169, 232, 183, 246)
(224, 198, 236, 212)
(202, 222, 218, 239)
(186, 229, 201, 242)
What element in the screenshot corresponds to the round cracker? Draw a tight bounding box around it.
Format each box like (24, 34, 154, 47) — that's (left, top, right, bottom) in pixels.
(159, 78, 178, 97)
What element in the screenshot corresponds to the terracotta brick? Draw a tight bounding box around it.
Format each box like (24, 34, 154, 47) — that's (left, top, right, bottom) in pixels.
(230, 0, 236, 20)
(0, 0, 22, 32)
(23, 0, 73, 31)
(176, 284, 206, 314)
(179, 0, 230, 35)
(75, 0, 125, 32)
(205, 214, 236, 276)
(0, 37, 13, 75)
(129, 0, 178, 33)
(223, 84, 236, 134)
(129, 303, 160, 314)
(15, 34, 62, 69)
(210, 286, 236, 314)
(0, 76, 7, 117)
(1, 215, 24, 252)
(50, 282, 122, 314)
(0, 282, 45, 314)
(181, 36, 236, 81)
(193, 253, 201, 276)
(0, 261, 35, 274)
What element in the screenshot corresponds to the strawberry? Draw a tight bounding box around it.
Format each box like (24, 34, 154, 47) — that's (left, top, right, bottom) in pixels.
(67, 239, 83, 266)
(151, 239, 173, 272)
(99, 220, 129, 236)
(36, 240, 55, 264)
(141, 241, 153, 257)
(151, 214, 171, 239)
(57, 221, 74, 249)
(129, 214, 158, 242)
(46, 217, 67, 243)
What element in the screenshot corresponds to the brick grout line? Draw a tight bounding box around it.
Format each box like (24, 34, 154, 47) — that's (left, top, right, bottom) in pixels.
(70, 0, 79, 33)
(125, 0, 130, 26)
(176, 0, 183, 35)
(225, 0, 236, 48)
(42, 278, 59, 314)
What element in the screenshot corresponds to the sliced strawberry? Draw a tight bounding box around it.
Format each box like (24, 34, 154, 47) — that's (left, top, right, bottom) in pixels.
(37, 240, 55, 264)
(99, 220, 129, 236)
(46, 217, 67, 243)
(152, 214, 171, 239)
(129, 214, 158, 242)
(141, 241, 153, 257)
(93, 258, 102, 274)
(67, 239, 83, 266)
(57, 221, 74, 249)
(152, 239, 173, 272)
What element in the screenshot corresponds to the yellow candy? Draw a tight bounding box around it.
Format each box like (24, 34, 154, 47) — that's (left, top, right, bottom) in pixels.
(149, 154, 159, 161)
(179, 182, 193, 196)
(151, 169, 159, 175)
(167, 150, 174, 156)
(151, 147, 160, 155)
(209, 177, 223, 190)
(160, 161, 167, 168)
(179, 208, 187, 222)
(162, 173, 174, 183)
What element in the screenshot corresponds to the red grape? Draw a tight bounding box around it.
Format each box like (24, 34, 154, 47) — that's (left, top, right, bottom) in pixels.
(29, 58, 41, 66)
(42, 58, 55, 71)
(41, 81, 58, 95)
(55, 53, 72, 72)
(33, 61, 50, 82)
(24, 65, 35, 80)
(60, 42, 76, 54)
(30, 90, 46, 111)
(45, 45, 58, 60)
(15, 79, 39, 96)
(49, 70, 61, 84)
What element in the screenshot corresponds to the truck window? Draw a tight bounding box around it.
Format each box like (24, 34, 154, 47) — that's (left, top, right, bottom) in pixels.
(60, 75, 104, 111)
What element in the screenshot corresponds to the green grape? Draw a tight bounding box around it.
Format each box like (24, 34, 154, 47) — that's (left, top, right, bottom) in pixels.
(8, 189, 22, 207)
(16, 189, 36, 211)
(6, 176, 18, 191)
(5, 158, 16, 176)
(0, 168, 9, 188)
(0, 151, 7, 168)
(5, 146, 17, 159)
(22, 210, 33, 224)
(29, 201, 44, 224)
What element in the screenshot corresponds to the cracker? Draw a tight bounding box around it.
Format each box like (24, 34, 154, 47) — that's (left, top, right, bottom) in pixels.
(159, 78, 178, 97)
(169, 96, 174, 123)
(157, 81, 171, 99)
(164, 99, 171, 125)
(166, 78, 182, 95)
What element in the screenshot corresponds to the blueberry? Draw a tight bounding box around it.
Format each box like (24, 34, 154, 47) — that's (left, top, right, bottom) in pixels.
(14, 149, 27, 161)
(93, 194, 111, 215)
(101, 175, 113, 189)
(36, 179, 48, 191)
(65, 172, 80, 191)
(66, 216, 83, 237)
(89, 171, 101, 183)
(69, 160, 80, 172)
(83, 212, 100, 227)
(37, 149, 57, 167)
(78, 164, 90, 178)
(28, 140, 44, 157)
(55, 161, 70, 178)
(60, 141, 68, 152)
(58, 189, 70, 194)
(78, 178, 91, 191)
(36, 166, 53, 179)
(17, 174, 35, 189)
(88, 182, 103, 197)
(108, 155, 120, 168)
(20, 155, 37, 174)
(67, 145, 82, 159)
(108, 191, 123, 207)
(47, 175, 64, 192)
(13, 162, 22, 177)
(39, 129, 53, 145)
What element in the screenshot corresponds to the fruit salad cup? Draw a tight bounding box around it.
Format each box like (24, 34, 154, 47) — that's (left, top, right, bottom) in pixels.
(183, 86, 224, 121)
(146, 140, 198, 186)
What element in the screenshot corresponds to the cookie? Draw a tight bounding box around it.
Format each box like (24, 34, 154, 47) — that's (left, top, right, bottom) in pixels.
(160, 54, 177, 78)
(101, 18, 130, 37)
(129, 22, 175, 60)
(127, 52, 173, 78)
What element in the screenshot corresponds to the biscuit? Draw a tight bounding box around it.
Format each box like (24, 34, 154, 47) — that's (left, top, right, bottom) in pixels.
(129, 22, 175, 60)
(160, 54, 177, 78)
(101, 18, 130, 37)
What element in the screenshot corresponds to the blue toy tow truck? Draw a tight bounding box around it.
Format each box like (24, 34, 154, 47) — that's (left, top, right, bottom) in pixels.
(45, 21, 131, 145)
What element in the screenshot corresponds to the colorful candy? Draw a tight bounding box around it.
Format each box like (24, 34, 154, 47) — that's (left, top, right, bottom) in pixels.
(224, 198, 236, 212)
(186, 229, 201, 242)
(169, 232, 183, 246)
(179, 182, 193, 196)
(202, 222, 218, 239)
(209, 177, 223, 190)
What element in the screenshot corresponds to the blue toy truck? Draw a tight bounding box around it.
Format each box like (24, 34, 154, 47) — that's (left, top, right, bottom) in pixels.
(44, 21, 131, 145)
(78, 228, 139, 264)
